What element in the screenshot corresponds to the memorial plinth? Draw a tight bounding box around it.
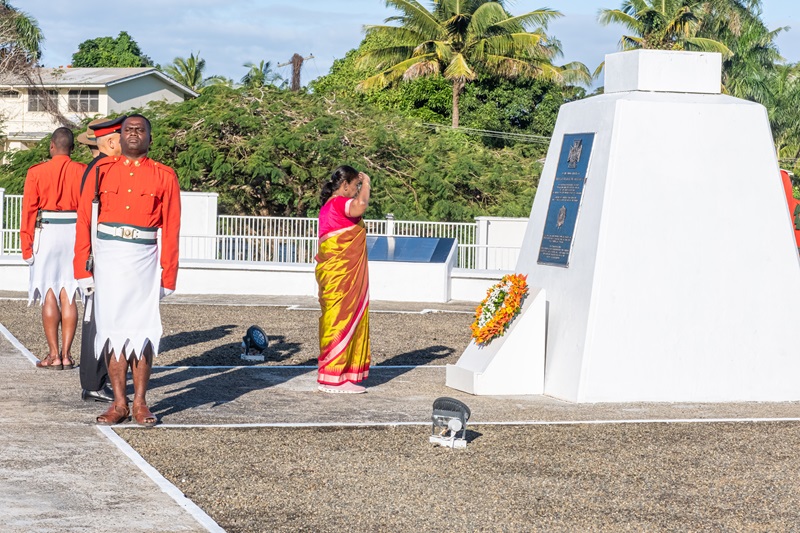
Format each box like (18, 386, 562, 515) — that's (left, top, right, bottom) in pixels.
(449, 49, 800, 402)
(367, 236, 457, 302)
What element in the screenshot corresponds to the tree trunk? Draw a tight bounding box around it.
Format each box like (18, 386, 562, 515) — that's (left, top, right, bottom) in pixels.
(452, 78, 465, 128)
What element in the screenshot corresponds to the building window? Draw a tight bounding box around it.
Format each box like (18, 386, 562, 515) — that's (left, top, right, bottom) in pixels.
(28, 90, 58, 112)
(68, 90, 99, 112)
(0, 90, 20, 98)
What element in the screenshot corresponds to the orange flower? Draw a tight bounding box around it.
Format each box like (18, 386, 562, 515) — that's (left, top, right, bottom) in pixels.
(470, 274, 528, 346)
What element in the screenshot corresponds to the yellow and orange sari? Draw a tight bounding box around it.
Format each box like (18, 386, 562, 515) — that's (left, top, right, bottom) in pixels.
(315, 220, 370, 385)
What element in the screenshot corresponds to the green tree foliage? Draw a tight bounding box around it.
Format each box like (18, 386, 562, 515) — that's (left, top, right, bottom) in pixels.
(240, 60, 285, 89)
(770, 63, 800, 173)
(163, 52, 228, 92)
(134, 86, 542, 220)
(311, 36, 580, 146)
(71, 31, 154, 68)
(357, 0, 589, 127)
(598, 0, 732, 55)
(0, 0, 43, 62)
(0, 133, 93, 193)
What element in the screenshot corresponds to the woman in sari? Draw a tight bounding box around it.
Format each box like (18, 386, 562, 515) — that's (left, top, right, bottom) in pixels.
(316, 165, 371, 393)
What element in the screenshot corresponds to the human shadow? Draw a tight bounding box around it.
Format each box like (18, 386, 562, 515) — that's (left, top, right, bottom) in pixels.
(163, 334, 304, 367)
(160, 325, 236, 353)
(147, 326, 310, 417)
(147, 364, 314, 418)
(364, 345, 454, 387)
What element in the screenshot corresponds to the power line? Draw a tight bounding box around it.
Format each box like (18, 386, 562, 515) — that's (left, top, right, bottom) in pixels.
(421, 123, 552, 144)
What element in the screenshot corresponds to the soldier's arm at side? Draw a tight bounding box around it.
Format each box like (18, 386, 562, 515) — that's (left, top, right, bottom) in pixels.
(19, 168, 39, 261)
(73, 166, 96, 280)
(159, 167, 181, 291)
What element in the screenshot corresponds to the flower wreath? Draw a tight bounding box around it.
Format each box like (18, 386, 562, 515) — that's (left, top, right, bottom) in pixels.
(470, 273, 529, 346)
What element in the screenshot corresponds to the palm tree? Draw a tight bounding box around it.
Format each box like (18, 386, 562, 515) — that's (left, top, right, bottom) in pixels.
(720, 17, 783, 102)
(0, 0, 43, 62)
(356, 0, 589, 127)
(598, 0, 732, 56)
(240, 60, 285, 89)
(163, 52, 227, 92)
(770, 64, 800, 162)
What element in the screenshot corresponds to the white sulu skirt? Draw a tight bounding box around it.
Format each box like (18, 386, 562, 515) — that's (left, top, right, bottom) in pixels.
(28, 222, 80, 307)
(93, 237, 162, 361)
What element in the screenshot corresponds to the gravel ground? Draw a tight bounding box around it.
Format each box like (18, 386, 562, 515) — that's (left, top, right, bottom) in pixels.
(5, 295, 800, 532)
(0, 299, 473, 367)
(121, 422, 800, 532)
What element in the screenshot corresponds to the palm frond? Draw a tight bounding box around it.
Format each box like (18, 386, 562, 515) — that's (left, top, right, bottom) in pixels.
(598, 8, 641, 34)
(403, 60, 441, 80)
(488, 8, 563, 32)
(357, 52, 438, 90)
(443, 52, 477, 81)
(466, 2, 511, 40)
(383, 0, 447, 40)
(621, 35, 643, 50)
(558, 61, 592, 86)
(682, 36, 732, 57)
(480, 32, 549, 58)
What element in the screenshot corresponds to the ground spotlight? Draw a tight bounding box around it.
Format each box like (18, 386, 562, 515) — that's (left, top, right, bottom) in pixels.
(240, 325, 269, 361)
(429, 397, 470, 449)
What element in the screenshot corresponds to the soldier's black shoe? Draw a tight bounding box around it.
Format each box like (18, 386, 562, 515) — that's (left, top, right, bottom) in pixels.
(81, 387, 114, 403)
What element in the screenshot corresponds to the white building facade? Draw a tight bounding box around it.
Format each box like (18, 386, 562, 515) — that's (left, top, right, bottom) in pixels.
(0, 67, 198, 151)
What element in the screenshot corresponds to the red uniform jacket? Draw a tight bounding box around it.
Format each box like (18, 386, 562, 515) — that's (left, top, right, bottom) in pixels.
(20, 155, 87, 260)
(780, 169, 800, 248)
(73, 156, 181, 290)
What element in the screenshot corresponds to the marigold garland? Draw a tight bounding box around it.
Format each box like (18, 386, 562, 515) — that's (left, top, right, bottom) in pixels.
(470, 273, 529, 346)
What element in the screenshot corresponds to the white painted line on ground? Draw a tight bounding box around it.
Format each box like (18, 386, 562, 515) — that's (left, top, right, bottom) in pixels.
(0, 297, 27, 302)
(133, 417, 800, 430)
(97, 426, 225, 533)
(476, 417, 800, 426)
(0, 321, 39, 366)
(153, 364, 445, 370)
(156, 422, 429, 429)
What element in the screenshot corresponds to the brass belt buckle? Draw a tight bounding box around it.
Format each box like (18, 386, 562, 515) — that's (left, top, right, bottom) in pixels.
(122, 227, 134, 239)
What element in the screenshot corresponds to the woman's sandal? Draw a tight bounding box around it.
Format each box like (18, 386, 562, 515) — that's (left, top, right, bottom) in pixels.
(35, 354, 62, 370)
(318, 382, 367, 394)
(96, 404, 130, 425)
(61, 355, 75, 370)
(132, 404, 158, 428)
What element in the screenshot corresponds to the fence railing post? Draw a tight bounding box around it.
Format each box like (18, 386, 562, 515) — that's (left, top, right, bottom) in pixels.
(385, 213, 395, 237)
(0, 188, 5, 256)
(475, 216, 490, 269)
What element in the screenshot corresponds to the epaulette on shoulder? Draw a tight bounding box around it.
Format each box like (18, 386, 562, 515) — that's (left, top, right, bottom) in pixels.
(95, 157, 120, 168)
(27, 160, 48, 170)
(153, 160, 178, 177)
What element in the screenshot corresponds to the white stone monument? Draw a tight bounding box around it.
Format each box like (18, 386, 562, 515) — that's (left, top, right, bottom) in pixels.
(449, 49, 800, 403)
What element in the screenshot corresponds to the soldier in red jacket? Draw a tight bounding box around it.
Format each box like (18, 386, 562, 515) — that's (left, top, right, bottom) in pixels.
(21, 127, 87, 370)
(779, 169, 800, 251)
(74, 114, 181, 427)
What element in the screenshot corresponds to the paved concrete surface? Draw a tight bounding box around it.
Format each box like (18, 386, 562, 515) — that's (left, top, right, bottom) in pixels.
(3, 292, 800, 532)
(0, 333, 209, 532)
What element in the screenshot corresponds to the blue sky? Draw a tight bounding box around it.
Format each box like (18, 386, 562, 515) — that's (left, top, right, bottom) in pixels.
(19, 1, 800, 88)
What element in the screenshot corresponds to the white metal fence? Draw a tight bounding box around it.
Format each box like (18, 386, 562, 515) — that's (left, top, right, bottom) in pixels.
(1, 193, 22, 255)
(216, 214, 483, 267)
(181, 234, 319, 263)
(2, 194, 520, 269)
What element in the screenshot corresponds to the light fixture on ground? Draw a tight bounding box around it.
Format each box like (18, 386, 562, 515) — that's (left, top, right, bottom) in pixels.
(429, 397, 470, 449)
(240, 325, 269, 361)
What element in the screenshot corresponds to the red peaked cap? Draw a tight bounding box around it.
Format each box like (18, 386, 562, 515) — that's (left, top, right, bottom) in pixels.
(89, 115, 126, 138)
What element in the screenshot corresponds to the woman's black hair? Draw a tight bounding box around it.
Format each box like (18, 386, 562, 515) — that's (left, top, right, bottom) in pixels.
(320, 165, 359, 205)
